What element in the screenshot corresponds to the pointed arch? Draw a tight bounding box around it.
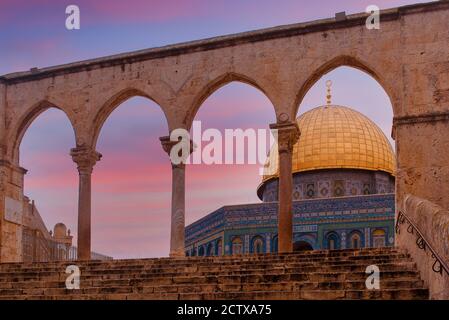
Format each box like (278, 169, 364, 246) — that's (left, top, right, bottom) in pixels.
(10, 100, 78, 164)
(294, 55, 398, 118)
(90, 88, 170, 149)
(185, 72, 277, 129)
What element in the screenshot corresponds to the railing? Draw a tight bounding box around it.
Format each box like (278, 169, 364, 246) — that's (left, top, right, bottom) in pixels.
(22, 227, 112, 262)
(396, 210, 449, 277)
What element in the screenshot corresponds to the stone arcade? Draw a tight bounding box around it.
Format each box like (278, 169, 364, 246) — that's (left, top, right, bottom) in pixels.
(0, 1, 448, 299)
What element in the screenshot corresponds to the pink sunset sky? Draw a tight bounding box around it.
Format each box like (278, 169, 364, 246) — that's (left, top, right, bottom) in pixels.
(1, 0, 431, 258)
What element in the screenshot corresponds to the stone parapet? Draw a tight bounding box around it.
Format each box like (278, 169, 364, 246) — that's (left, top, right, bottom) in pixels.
(397, 194, 449, 299)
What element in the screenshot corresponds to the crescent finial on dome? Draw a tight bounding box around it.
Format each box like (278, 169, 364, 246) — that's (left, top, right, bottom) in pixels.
(326, 80, 332, 105)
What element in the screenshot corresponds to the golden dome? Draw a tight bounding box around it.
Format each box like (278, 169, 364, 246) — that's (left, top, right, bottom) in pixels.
(261, 105, 395, 184)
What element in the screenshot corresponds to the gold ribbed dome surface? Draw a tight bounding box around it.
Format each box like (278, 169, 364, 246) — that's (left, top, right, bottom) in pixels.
(262, 105, 395, 182)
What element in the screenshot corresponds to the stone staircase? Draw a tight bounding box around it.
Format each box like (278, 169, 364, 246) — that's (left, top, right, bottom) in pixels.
(0, 247, 428, 300)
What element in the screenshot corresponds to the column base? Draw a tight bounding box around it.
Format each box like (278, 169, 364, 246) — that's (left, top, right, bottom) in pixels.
(169, 251, 185, 258)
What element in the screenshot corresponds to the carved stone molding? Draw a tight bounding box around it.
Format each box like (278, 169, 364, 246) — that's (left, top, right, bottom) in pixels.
(70, 146, 102, 174)
(160, 135, 195, 168)
(269, 122, 300, 154)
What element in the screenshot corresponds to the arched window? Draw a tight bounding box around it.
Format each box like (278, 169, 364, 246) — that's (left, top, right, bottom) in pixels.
(251, 236, 264, 254)
(372, 229, 386, 248)
(326, 232, 340, 250)
(216, 239, 222, 256)
(349, 232, 362, 249)
(198, 246, 205, 256)
(206, 243, 213, 256)
(231, 237, 243, 255)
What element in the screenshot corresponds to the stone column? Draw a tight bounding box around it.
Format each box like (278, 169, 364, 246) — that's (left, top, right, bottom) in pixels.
(160, 136, 193, 257)
(0, 82, 6, 159)
(70, 146, 101, 260)
(269, 122, 300, 253)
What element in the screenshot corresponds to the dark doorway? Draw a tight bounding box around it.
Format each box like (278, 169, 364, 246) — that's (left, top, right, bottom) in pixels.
(293, 241, 313, 251)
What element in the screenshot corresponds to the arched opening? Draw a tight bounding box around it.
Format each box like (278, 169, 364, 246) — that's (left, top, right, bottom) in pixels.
(295, 64, 396, 198)
(298, 65, 394, 149)
(293, 241, 313, 251)
(186, 80, 277, 235)
(231, 237, 243, 255)
(372, 229, 386, 248)
(206, 243, 213, 256)
(198, 246, 205, 256)
(19, 107, 78, 261)
(325, 232, 340, 250)
(216, 239, 223, 256)
(251, 235, 264, 254)
(349, 231, 363, 249)
(93, 96, 170, 259)
(295, 64, 396, 251)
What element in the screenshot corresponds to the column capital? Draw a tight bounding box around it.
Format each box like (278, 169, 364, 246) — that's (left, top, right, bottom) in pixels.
(269, 122, 300, 154)
(159, 136, 195, 168)
(70, 146, 102, 174)
(159, 136, 178, 155)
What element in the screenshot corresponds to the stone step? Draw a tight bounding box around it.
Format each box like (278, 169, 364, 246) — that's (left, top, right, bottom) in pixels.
(0, 288, 429, 300)
(0, 248, 427, 300)
(0, 262, 417, 288)
(0, 278, 425, 296)
(0, 270, 421, 288)
(0, 258, 412, 278)
(0, 267, 419, 286)
(0, 248, 406, 270)
(0, 270, 422, 289)
(0, 254, 412, 274)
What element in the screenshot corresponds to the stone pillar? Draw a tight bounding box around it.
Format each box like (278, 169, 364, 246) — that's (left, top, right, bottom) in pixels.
(270, 122, 300, 253)
(0, 82, 6, 159)
(0, 83, 6, 259)
(70, 146, 101, 260)
(160, 136, 193, 257)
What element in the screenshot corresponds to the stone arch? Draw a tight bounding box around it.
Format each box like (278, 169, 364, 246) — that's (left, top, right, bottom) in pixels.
(90, 88, 171, 149)
(294, 55, 398, 120)
(9, 100, 78, 164)
(184, 72, 277, 129)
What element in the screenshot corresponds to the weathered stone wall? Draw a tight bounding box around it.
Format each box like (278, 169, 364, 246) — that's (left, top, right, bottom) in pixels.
(396, 119, 449, 211)
(397, 194, 449, 299)
(0, 165, 26, 262)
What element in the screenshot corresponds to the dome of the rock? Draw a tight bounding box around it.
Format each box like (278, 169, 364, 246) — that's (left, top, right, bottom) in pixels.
(257, 105, 395, 201)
